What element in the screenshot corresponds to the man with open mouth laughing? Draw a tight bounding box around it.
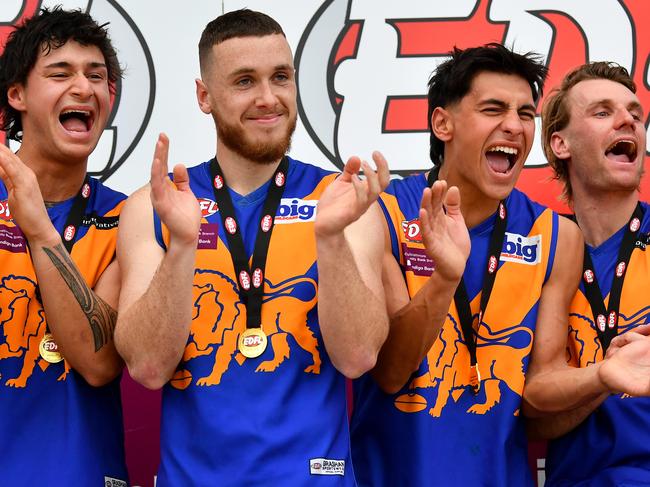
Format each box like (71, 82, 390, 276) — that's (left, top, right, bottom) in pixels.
(527, 62, 650, 486)
(0, 8, 128, 486)
(351, 44, 584, 486)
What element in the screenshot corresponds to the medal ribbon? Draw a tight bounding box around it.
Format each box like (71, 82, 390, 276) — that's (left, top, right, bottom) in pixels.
(580, 203, 644, 352)
(427, 169, 507, 394)
(209, 157, 288, 330)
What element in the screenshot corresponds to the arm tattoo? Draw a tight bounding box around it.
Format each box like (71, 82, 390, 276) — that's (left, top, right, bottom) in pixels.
(42, 243, 116, 352)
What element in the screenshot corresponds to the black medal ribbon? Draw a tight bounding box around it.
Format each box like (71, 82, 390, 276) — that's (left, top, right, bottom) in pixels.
(580, 203, 644, 352)
(428, 168, 507, 394)
(209, 157, 288, 330)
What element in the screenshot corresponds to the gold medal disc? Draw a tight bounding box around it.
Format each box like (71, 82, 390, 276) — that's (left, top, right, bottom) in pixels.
(238, 328, 267, 359)
(39, 333, 63, 363)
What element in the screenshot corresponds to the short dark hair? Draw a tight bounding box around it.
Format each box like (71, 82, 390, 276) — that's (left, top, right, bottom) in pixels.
(427, 43, 547, 166)
(0, 7, 122, 141)
(198, 9, 285, 76)
(542, 62, 636, 202)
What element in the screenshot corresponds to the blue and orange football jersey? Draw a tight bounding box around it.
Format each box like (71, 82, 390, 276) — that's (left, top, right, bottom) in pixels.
(546, 202, 650, 487)
(0, 178, 127, 486)
(351, 174, 558, 486)
(155, 157, 357, 486)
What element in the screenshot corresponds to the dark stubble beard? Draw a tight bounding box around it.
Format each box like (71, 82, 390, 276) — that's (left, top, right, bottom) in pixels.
(215, 112, 297, 165)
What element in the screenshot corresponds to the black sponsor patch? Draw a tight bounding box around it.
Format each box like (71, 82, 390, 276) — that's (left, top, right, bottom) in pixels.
(81, 213, 119, 230)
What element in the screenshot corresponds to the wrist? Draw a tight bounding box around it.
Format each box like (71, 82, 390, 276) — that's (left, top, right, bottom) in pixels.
(27, 225, 62, 249)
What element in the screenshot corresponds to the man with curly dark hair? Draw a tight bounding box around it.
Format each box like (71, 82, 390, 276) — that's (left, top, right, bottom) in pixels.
(0, 7, 128, 485)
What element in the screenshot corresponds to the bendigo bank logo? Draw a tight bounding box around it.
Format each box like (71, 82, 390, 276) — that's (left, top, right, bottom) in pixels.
(295, 0, 650, 203)
(401, 218, 422, 243)
(0, 0, 155, 183)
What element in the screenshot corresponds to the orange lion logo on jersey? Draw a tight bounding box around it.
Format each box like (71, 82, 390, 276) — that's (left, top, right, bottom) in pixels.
(0, 275, 46, 387)
(171, 268, 321, 389)
(397, 314, 533, 417)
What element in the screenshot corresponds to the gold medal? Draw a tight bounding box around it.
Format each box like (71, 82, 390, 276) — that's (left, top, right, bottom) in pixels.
(469, 363, 481, 394)
(238, 328, 267, 358)
(39, 333, 63, 363)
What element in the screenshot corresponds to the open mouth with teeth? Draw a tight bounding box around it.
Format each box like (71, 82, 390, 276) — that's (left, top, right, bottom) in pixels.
(605, 139, 637, 163)
(59, 109, 93, 133)
(485, 145, 518, 174)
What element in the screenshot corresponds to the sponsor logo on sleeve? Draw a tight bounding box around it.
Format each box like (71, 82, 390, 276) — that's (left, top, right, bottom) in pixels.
(274, 198, 318, 224)
(401, 218, 422, 243)
(500, 233, 542, 265)
(310, 458, 345, 476)
(198, 198, 219, 217)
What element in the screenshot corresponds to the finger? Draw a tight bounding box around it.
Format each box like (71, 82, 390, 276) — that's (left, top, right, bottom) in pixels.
(371, 151, 391, 191)
(350, 173, 368, 211)
(172, 164, 191, 192)
(0, 146, 26, 185)
(360, 159, 380, 201)
(341, 156, 361, 182)
(444, 185, 463, 218)
(150, 134, 170, 194)
(631, 324, 650, 337)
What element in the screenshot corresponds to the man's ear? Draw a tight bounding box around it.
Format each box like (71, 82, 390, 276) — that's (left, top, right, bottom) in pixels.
(7, 84, 26, 112)
(549, 131, 571, 159)
(431, 106, 453, 142)
(195, 79, 212, 115)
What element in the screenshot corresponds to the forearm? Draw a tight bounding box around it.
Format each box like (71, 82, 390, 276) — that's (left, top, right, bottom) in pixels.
(29, 231, 121, 386)
(115, 241, 196, 389)
(317, 232, 388, 378)
(371, 271, 457, 393)
(526, 392, 608, 440)
(523, 362, 608, 417)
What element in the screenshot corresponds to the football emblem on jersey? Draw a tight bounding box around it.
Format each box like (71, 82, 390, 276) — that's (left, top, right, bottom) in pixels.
(499, 203, 506, 220)
(401, 219, 422, 243)
(630, 218, 641, 232)
(225, 217, 237, 234)
(214, 175, 224, 190)
(239, 270, 251, 291)
(608, 311, 617, 328)
(252, 268, 263, 288)
(197, 198, 218, 217)
(597, 314, 606, 332)
(583, 269, 594, 284)
(81, 183, 91, 199)
(261, 214, 273, 232)
(488, 255, 497, 274)
(615, 261, 626, 278)
(64, 225, 76, 241)
(0, 200, 11, 219)
(275, 171, 286, 187)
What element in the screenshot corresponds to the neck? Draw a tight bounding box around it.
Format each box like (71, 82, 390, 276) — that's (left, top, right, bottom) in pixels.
(15, 145, 87, 202)
(571, 188, 639, 247)
(436, 164, 501, 229)
(215, 145, 282, 195)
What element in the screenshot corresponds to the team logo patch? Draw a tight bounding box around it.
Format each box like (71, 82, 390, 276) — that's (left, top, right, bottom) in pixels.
(214, 175, 224, 189)
(261, 214, 273, 232)
(608, 311, 617, 328)
(63, 225, 76, 241)
(0, 200, 11, 220)
(583, 269, 594, 284)
(500, 233, 542, 265)
(239, 270, 251, 291)
(488, 255, 497, 274)
(310, 458, 345, 476)
(630, 217, 641, 232)
(225, 217, 237, 234)
(198, 198, 219, 217)
(401, 218, 422, 243)
(252, 268, 263, 288)
(274, 198, 317, 224)
(597, 314, 606, 332)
